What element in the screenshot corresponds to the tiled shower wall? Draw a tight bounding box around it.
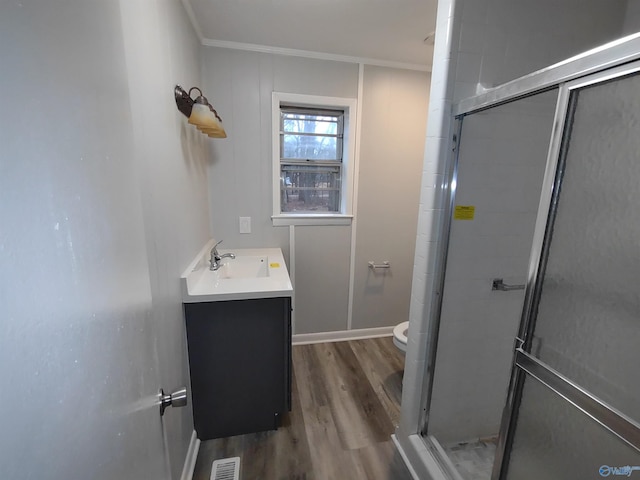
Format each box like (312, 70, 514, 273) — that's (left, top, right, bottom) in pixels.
(624, 0, 640, 33)
(453, 0, 628, 101)
(427, 91, 558, 443)
(399, 0, 633, 445)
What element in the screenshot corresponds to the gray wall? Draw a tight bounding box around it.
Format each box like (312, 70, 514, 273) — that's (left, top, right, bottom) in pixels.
(0, 1, 209, 478)
(201, 48, 430, 334)
(200, 48, 359, 255)
(352, 66, 430, 330)
(294, 226, 352, 333)
(119, 0, 211, 477)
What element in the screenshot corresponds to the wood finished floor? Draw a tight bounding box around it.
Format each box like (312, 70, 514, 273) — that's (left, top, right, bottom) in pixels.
(193, 337, 412, 480)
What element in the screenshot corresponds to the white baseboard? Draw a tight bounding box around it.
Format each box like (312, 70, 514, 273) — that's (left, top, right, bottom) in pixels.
(292, 326, 394, 345)
(180, 430, 201, 480)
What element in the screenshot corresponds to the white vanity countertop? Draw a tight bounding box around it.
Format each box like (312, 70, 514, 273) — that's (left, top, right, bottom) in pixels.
(180, 240, 293, 303)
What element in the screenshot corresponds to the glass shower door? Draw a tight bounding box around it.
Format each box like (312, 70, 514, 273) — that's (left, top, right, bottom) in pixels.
(496, 64, 640, 479)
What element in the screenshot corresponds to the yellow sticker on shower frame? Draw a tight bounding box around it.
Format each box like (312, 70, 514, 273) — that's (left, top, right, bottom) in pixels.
(269, 262, 280, 268)
(454, 205, 475, 220)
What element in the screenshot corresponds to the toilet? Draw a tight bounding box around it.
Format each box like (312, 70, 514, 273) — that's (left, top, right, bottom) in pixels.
(392, 321, 410, 353)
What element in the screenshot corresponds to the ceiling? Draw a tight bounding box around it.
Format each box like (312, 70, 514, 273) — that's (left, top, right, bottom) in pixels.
(185, 0, 438, 68)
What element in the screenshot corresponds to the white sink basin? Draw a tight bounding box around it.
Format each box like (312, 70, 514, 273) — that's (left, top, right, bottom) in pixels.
(181, 241, 293, 303)
(217, 255, 269, 279)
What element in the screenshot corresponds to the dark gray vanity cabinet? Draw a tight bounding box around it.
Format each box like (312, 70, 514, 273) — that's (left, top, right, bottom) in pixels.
(184, 297, 292, 440)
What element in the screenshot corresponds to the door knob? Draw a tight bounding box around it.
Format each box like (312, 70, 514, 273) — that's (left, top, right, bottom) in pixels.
(159, 387, 188, 416)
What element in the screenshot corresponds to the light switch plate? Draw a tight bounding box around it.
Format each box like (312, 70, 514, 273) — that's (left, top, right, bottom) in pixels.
(239, 216, 251, 234)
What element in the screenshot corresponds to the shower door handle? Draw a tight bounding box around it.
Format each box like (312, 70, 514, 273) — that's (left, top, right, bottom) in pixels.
(492, 278, 525, 291)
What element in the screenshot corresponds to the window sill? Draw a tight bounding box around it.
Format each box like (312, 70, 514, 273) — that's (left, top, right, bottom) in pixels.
(271, 214, 353, 226)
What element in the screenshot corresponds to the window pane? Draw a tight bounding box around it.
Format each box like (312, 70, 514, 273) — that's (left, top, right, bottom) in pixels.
(283, 114, 339, 135)
(281, 165, 341, 213)
(282, 134, 338, 160)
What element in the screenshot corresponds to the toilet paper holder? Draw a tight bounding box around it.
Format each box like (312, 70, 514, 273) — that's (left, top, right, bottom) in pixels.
(368, 261, 390, 269)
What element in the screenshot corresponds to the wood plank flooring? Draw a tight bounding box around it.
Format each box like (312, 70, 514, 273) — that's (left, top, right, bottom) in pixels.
(193, 337, 411, 480)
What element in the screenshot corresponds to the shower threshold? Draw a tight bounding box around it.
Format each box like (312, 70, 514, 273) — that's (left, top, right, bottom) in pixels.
(428, 435, 498, 480)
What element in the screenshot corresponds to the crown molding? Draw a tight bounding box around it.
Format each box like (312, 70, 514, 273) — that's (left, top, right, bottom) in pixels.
(200, 38, 431, 72)
(180, 0, 431, 71)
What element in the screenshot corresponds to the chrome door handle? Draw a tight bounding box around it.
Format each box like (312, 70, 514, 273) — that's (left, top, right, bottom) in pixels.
(159, 387, 188, 416)
(492, 278, 525, 291)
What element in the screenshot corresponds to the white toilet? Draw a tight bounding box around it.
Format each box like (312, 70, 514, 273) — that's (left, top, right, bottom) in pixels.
(392, 321, 410, 353)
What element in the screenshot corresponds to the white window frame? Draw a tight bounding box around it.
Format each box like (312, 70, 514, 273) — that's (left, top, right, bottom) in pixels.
(271, 92, 357, 226)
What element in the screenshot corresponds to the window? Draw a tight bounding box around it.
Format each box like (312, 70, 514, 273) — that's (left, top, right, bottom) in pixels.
(280, 107, 343, 213)
(272, 93, 357, 225)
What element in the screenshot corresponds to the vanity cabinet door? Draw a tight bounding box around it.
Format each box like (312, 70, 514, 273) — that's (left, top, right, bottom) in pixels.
(184, 297, 291, 440)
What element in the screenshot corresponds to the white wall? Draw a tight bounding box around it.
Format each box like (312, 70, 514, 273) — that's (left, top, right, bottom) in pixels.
(201, 48, 430, 335)
(0, 1, 209, 478)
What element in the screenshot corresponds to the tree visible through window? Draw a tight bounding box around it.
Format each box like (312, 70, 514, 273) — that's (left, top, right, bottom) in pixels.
(279, 106, 344, 213)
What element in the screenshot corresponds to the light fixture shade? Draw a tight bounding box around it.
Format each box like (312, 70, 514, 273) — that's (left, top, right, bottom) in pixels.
(196, 106, 227, 137)
(176, 86, 227, 139)
(207, 130, 228, 138)
(188, 103, 218, 129)
(199, 126, 227, 138)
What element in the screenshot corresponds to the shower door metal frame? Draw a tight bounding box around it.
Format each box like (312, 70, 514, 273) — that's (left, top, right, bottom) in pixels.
(418, 33, 640, 480)
(418, 87, 565, 480)
(492, 59, 640, 480)
(417, 117, 463, 438)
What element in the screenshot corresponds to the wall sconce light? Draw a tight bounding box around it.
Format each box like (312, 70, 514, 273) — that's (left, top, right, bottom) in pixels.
(174, 85, 227, 138)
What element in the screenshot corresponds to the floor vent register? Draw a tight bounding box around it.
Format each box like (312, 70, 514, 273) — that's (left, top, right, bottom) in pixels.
(210, 457, 240, 480)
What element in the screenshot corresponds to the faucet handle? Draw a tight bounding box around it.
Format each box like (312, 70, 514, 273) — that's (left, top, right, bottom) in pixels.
(212, 239, 223, 254)
(209, 240, 223, 271)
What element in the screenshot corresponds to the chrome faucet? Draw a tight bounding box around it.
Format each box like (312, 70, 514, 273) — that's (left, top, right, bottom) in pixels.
(210, 240, 236, 271)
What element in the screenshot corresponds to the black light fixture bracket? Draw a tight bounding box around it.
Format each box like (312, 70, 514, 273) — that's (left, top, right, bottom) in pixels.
(174, 85, 195, 117)
(174, 85, 223, 122)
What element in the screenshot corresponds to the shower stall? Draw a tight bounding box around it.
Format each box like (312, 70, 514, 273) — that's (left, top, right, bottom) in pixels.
(419, 37, 640, 479)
